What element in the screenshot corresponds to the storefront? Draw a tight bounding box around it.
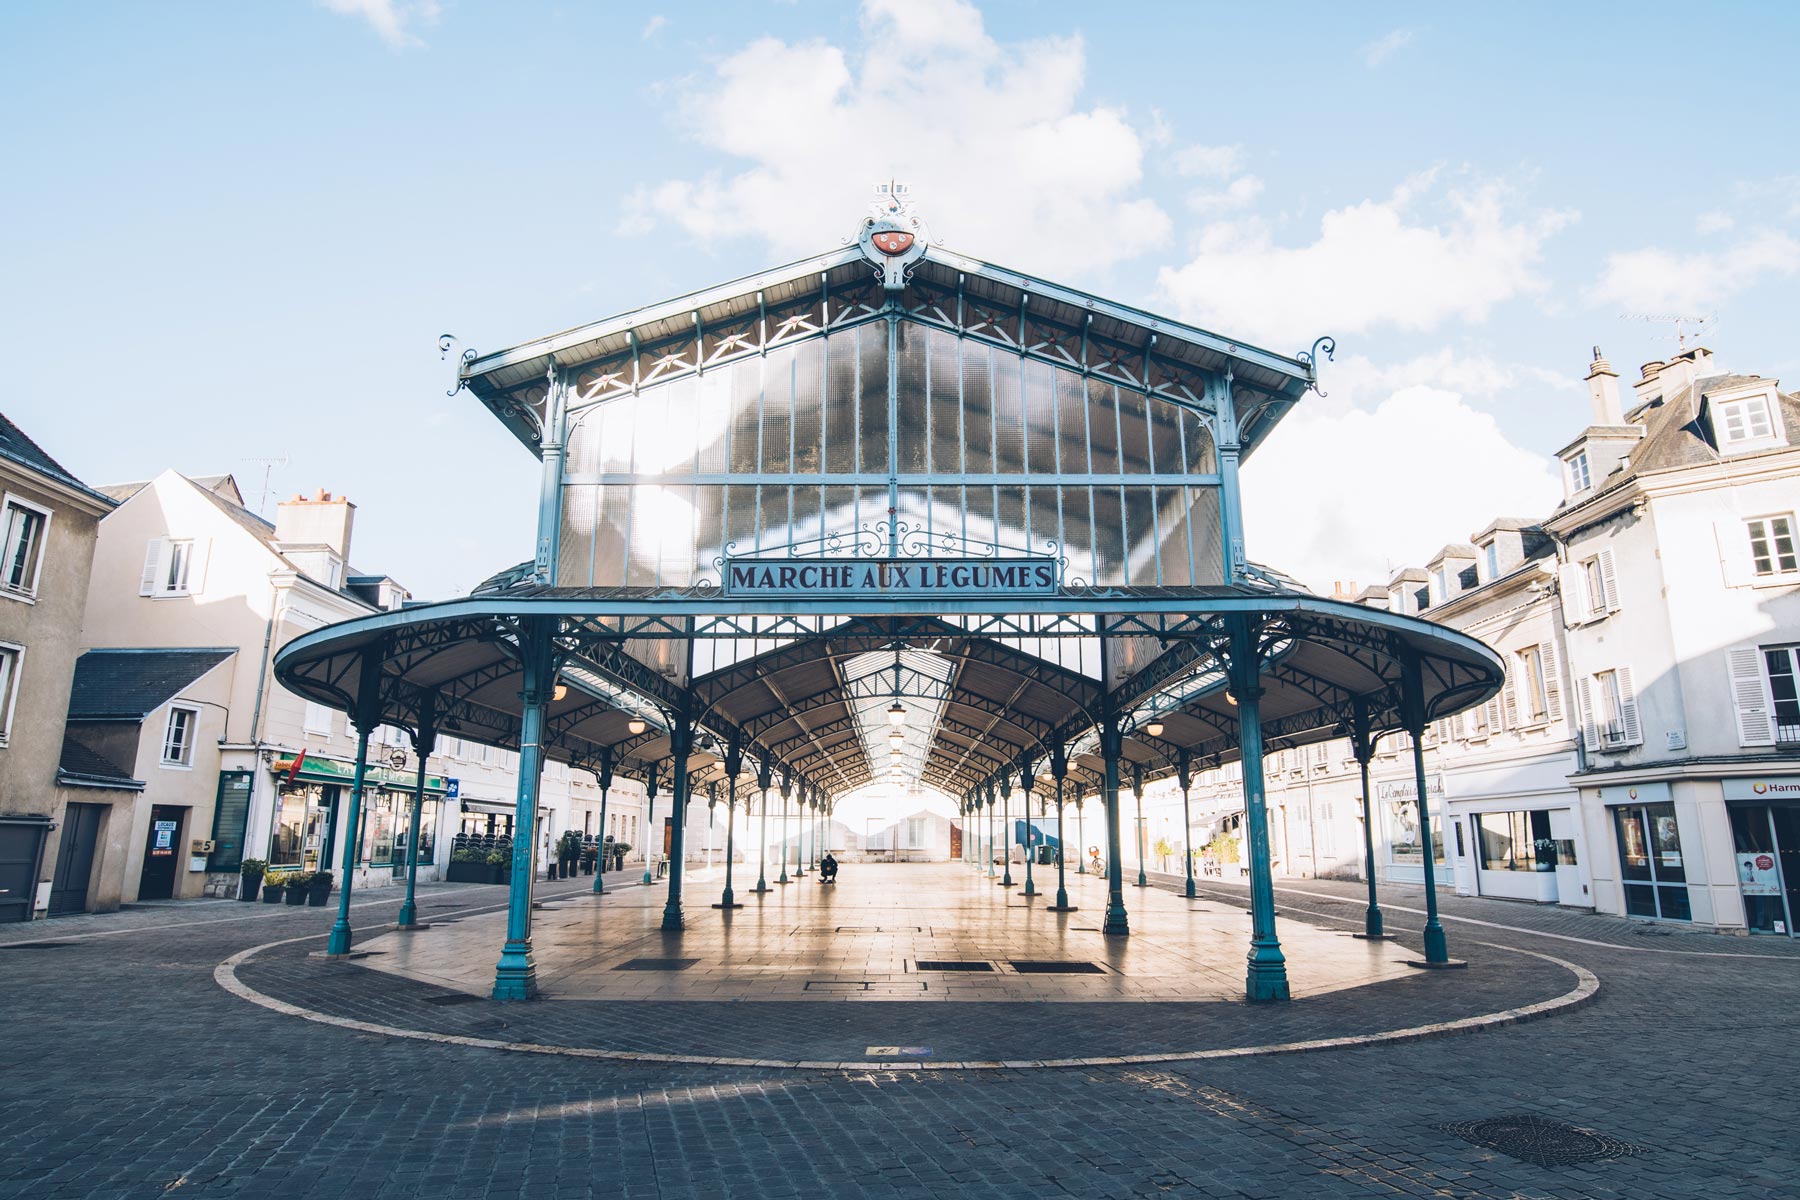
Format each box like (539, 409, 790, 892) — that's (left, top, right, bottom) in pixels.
(1723, 777, 1800, 937)
(268, 754, 449, 879)
(1376, 773, 1448, 887)
(1598, 782, 1691, 922)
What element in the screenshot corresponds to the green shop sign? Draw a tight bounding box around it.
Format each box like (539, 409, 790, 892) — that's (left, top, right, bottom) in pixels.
(274, 753, 448, 794)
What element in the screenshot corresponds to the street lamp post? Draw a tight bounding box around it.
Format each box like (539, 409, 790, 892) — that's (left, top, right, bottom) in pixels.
(752, 760, 772, 895)
(591, 748, 613, 895)
(1132, 762, 1148, 888)
(1178, 749, 1197, 899)
(1047, 745, 1075, 911)
(1020, 764, 1037, 897)
(998, 776, 1015, 887)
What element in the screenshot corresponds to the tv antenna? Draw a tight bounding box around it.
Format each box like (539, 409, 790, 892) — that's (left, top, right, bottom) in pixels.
(240, 456, 289, 517)
(1621, 312, 1719, 351)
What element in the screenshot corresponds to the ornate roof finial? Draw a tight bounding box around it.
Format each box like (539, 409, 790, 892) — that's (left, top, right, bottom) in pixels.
(857, 180, 929, 294)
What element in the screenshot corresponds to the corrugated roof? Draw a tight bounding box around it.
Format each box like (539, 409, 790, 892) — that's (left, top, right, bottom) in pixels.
(67, 648, 236, 720)
(0, 412, 115, 506)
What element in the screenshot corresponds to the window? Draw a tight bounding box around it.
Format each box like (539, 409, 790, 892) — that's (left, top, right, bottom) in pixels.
(1583, 558, 1606, 616)
(139, 538, 204, 598)
(1715, 393, 1776, 449)
(1746, 516, 1799, 577)
(1566, 450, 1592, 492)
(907, 817, 926, 849)
(165, 540, 192, 593)
(162, 704, 199, 767)
(1484, 543, 1499, 581)
(0, 643, 21, 744)
(303, 701, 333, 735)
(1764, 646, 1800, 745)
(1518, 646, 1548, 723)
(1432, 567, 1448, 603)
(1577, 666, 1640, 750)
(1476, 810, 1554, 872)
(1, 497, 50, 600)
(1564, 549, 1618, 620)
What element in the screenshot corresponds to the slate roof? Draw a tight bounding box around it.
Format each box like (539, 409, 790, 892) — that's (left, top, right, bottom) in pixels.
(98, 474, 241, 505)
(67, 648, 236, 720)
(0, 412, 116, 506)
(56, 733, 144, 791)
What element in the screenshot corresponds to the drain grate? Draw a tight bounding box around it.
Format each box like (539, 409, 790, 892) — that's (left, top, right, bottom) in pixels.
(0, 941, 78, 950)
(424, 992, 484, 1006)
(613, 957, 700, 971)
(1009, 960, 1106, 974)
(835, 926, 924, 933)
(805, 980, 928, 992)
(1438, 1115, 1646, 1167)
(915, 960, 993, 972)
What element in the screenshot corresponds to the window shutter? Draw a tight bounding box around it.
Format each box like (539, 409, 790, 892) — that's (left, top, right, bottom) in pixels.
(1576, 676, 1599, 752)
(1715, 521, 1755, 587)
(1727, 647, 1776, 746)
(1616, 667, 1643, 746)
(1502, 662, 1518, 730)
(1559, 563, 1589, 625)
(1540, 640, 1563, 722)
(1485, 690, 1502, 734)
(139, 538, 164, 596)
(1597, 549, 1620, 611)
(189, 539, 211, 595)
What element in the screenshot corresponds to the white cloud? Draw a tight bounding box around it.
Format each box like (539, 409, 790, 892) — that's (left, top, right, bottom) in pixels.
(1157, 173, 1575, 349)
(1362, 28, 1414, 68)
(1243, 383, 1561, 593)
(1172, 143, 1242, 178)
(1696, 210, 1734, 235)
(621, 0, 1171, 275)
(641, 15, 668, 40)
(1186, 175, 1263, 216)
(1587, 230, 1800, 312)
(319, 0, 440, 49)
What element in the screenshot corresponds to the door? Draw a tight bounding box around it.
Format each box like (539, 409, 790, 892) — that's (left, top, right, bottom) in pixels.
(0, 821, 48, 923)
(49, 803, 106, 914)
(139, 806, 184, 901)
(1548, 807, 1591, 908)
(950, 821, 962, 859)
(1772, 806, 1800, 937)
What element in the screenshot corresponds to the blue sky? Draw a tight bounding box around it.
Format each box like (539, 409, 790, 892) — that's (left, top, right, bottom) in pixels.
(4, 0, 1797, 597)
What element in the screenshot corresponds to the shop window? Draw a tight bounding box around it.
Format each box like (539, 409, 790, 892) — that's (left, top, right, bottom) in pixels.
(1613, 803, 1690, 921)
(1, 495, 50, 600)
(1476, 810, 1554, 872)
(161, 705, 199, 767)
(1729, 805, 1794, 935)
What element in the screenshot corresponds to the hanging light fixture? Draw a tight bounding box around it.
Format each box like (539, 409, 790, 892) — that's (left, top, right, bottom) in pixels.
(1145, 719, 1164, 738)
(888, 728, 904, 748)
(1224, 691, 1237, 707)
(626, 716, 648, 735)
(553, 683, 568, 701)
(887, 700, 906, 726)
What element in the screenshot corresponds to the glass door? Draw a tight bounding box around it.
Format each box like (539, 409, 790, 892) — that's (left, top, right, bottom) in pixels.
(1614, 802, 1690, 920)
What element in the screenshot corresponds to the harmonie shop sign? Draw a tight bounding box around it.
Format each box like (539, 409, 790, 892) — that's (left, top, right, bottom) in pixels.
(723, 556, 1060, 599)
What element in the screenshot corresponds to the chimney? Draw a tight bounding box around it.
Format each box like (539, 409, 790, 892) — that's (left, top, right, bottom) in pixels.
(1656, 345, 1714, 400)
(274, 489, 356, 560)
(1633, 359, 1667, 405)
(1585, 347, 1623, 425)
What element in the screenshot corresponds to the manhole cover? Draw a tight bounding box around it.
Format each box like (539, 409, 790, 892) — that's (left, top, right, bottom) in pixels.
(915, 960, 993, 971)
(1439, 1115, 1645, 1167)
(424, 992, 484, 1006)
(613, 958, 700, 971)
(1009, 960, 1106, 974)
(0, 941, 78, 950)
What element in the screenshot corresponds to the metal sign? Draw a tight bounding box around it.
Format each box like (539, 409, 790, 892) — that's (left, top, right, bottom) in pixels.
(723, 556, 1059, 599)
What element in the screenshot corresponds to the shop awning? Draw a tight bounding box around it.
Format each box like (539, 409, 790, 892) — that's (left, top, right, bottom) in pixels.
(272, 753, 449, 795)
(461, 797, 534, 817)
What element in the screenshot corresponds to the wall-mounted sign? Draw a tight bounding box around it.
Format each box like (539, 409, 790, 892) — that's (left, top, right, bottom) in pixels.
(723, 556, 1059, 599)
(1723, 777, 1800, 802)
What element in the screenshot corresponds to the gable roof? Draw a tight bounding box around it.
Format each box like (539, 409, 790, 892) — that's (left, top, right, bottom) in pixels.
(99, 474, 243, 506)
(67, 648, 236, 720)
(0, 412, 116, 507)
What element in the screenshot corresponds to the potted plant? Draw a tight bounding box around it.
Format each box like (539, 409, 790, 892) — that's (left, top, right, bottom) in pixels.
(306, 869, 334, 907)
(447, 846, 486, 884)
(283, 871, 313, 905)
(238, 859, 267, 902)
(261, 870, 288, 903)
(611, 842, 630, 871)
(484, 850, 508, 885)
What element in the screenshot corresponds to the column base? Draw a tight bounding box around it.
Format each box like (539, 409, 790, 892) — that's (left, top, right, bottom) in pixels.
(492, 943, 538, 1001)
(711, 902, 745, 910)
(1245, 963, 1291, 1003)
(1103, 905, 1129, 936)
(997, 879, 1016, 887)
(1184, 879, 1196, 898)
(1045, 904, 1078, 913)
(1404, 958, 1468, 970)
(751, 882, 769, 894)
(660, 903, 686, 931)
(1022, 881, 1037, 896)
(324, 924, 353, 957)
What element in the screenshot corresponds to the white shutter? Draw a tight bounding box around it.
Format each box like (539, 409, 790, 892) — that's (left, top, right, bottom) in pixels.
(1576, 676, 1599, 752)
(139, 538, 164, 596)
(1485, 691, 1502, 734)
(1727, 647, 1776, 746)
(1559, 563, 1589, 625)
(1598, 548, 1620, 611)
(1616, 667, 1642, 746)
(1501, 662, 1518, 730)
(188, 539, 211, 595)
(1540, 640, 1563, 722)
(1715, 521, 1755, 587)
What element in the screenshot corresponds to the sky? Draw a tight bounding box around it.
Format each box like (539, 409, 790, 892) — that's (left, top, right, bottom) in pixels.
(4, 0, 1798, 602)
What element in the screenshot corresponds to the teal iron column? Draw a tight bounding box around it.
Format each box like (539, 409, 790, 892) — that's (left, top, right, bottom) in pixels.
(396, 691, 437, 930)
(1019, 765, 1037, 896)
(592, 749, 613, 895)
(1349, 699, 1385, 939)
(1400, 651, 1455, 965)
(752, 760, 772, 894)
(1228, 613, 1290, 1002)
(661, 716, 693, 931)
(998, 775, 1015, 887)
(715, 739, 744, 910)
(1075, 794, 1085, 874)
(1047, 745, 1075, 911)
(493, 619, 554, 1000)
(985, 785, 996, 878)
(1215, 368, 1246, 583)
(640, 761, 659, 886)
(1177, 750, 1197, 900)
(1101, 719, 1129, 935)
(778, 769, 794, 882)
(325, 646, 384, 957)
(1132, 761, 1148, 888)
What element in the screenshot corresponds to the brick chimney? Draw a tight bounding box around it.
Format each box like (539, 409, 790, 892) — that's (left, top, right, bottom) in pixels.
(1585, 347, 1623, 425)
(274, 489, 355, 560)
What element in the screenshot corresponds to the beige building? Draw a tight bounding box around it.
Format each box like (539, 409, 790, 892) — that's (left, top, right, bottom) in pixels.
(0, 414, 115, 922)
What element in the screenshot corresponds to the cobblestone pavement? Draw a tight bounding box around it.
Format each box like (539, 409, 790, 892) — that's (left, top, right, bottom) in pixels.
(2, 863, 1796, 1199)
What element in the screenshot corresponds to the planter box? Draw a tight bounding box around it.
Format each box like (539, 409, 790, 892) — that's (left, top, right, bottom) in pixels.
(306, 886, 332, 908)
(261, 885, 285, 904)
(445, 861, 488, 883)
(283, 885, 308, 906)
(239, 878, 263, 902)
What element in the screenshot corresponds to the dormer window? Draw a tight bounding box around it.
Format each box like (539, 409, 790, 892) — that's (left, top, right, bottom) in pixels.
(1566, 450, 1592, 493)
(1484, 543, 1499, 581)
(1715, 393, 1779, 452)
(1432, 567, 1448, 603)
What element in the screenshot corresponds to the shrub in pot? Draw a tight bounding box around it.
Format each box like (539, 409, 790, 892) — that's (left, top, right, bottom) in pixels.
(239, 859, 267, 902)
(284, 872, 313, 905)
(261, 871, 288, 903)
(306, 869, 334, 907)
(485, 850, 507, 885)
